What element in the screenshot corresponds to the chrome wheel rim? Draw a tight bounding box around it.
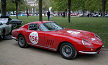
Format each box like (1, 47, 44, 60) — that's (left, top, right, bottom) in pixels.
(62, 45, 72, 57)
(18, 37, 25, 46)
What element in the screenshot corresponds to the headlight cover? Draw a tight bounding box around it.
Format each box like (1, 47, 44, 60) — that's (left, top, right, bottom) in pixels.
(95, 34, 102, 41)
(82, 39, 94, 48)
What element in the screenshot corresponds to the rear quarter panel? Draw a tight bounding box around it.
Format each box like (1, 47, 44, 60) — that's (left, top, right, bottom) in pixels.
(12, 28, 27, 40)
(12, 24, 28, 40)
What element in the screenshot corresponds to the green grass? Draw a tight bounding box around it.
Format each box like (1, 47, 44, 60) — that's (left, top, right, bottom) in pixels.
(11, 16, 108, 48)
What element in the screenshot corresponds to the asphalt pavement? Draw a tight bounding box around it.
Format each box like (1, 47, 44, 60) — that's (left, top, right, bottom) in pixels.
(0, 37, 108, 65)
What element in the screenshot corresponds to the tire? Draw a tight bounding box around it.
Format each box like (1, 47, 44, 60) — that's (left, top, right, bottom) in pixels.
(0, 30, 5, 40)
(12, 24, 17, 29)
(60, 42, 77, 60)
(18, 35, 29, 48)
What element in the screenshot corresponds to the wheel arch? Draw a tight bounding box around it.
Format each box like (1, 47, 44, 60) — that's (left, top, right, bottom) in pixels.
(17, 33, 28, 43)
(18, 33, 23, 37)
(17, 30, 26, 39)
(17, 33, 26, 39)
(57, 41, 73, 52)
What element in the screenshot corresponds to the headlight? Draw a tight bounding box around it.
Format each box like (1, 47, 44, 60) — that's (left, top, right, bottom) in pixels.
(95, 34, 102, 41)
(82, 39, 94, 48)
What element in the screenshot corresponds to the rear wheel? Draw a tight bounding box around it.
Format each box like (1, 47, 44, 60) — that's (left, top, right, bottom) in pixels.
(60, 42, 77, 60)
(18, 35, 29, 48)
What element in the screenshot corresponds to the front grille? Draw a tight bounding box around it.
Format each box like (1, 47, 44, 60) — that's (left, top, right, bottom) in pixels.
(95, 47, 102, 52)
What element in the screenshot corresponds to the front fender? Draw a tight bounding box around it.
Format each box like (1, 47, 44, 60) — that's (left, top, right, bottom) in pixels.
(55, 35, 82, 51)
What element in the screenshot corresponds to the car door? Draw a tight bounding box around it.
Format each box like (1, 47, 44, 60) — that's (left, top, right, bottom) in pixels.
(44, 32, 56, 49)
(26, 23, 45, 46)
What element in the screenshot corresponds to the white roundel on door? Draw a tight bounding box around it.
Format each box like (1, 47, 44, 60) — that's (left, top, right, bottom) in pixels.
(29, 32, 39, 45)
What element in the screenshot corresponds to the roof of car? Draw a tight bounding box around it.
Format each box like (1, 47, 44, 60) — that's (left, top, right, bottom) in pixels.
(28, 21, 54, 24)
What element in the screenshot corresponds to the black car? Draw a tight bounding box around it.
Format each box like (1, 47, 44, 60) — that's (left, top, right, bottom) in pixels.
(0, 16, 22, 29)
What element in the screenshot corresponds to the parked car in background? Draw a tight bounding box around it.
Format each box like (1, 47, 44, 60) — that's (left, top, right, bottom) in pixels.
(0, 16, 22, 29)
(105, 14, 108, 17)
(18, 14, 27, 16)
(12, 21, 104, 59)
(0, 18, 12, 39)
(78, 14, 83, 17)
(10, 14, 16, 16)
(92, 13, 101, 17)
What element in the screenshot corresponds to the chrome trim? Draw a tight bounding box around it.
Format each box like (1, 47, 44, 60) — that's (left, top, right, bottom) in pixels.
(12, 36, 17, 41)
(102, 45, 104, 48)
(35, 44, 56, 51)
(79, 51, 97, 54)
(82, 39, 94, 48)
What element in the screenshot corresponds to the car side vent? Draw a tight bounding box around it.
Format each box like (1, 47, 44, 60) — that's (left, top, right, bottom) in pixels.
(47, 40, 54, 46)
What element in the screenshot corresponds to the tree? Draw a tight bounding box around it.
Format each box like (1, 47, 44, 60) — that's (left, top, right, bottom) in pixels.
(42, 0, 51, 10)
(52, 0, 68, 11)
(18, 0, 29, 11)
(16, 0, 18, 19)
(39, 0, 42, 21)
(1, 0, 6, 16)
(52, 0, 108, 16)
(106, 0, 108, 11)
(102, 0, 106, 17)
(68, 0, 71, 23)
(7, 0, 16, 11)
(12, 0, 23, 19)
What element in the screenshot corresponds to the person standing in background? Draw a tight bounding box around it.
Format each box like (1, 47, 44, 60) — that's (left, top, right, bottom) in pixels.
(26, 9, 29, 17)
(26, 11, 29, 17)
(47, 11, 50, 21)
(63, 11, 65, 18)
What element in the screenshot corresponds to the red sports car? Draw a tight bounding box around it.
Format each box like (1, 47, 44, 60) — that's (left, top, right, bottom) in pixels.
(12, 21, 104, 59)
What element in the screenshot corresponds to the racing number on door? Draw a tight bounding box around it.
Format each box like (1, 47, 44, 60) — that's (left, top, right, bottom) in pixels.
(29, 32, 39, 45)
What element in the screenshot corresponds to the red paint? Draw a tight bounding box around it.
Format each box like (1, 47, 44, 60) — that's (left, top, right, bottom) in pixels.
(12, 21, 104, 54)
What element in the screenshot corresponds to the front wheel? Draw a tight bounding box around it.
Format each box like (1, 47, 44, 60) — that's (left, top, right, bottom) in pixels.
(60, 42, 77, 60)
(12, 24, 17, 29)
(18, 35, 29, 48)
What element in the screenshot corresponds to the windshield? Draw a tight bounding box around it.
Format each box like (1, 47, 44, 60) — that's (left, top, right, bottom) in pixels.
(0, 18, 8, 24)
(40, 22, 64, 31)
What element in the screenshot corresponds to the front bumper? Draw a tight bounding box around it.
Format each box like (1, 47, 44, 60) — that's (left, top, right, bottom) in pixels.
(78, 45, 104, 54)
(79, 51, 97, 54)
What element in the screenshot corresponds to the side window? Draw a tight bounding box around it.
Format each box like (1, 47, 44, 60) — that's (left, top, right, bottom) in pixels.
(29, 24, 39, 31)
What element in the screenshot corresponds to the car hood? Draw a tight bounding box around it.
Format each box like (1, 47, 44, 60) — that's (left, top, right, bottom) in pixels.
(53, 29, 95, 39)
(0, 18, 8, 24)
(52, 29, 103, 46)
